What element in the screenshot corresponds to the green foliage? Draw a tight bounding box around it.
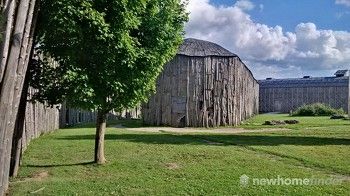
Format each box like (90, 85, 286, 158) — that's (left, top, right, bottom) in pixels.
(291, 103, 345, 116)
(33, 0, 188, 112)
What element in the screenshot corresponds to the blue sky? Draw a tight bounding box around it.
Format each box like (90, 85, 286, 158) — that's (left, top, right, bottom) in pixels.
(213, 0, 350, 32)
(185, 0, 350, 79)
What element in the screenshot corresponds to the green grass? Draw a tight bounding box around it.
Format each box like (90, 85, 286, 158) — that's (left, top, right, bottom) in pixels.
(9, 114, 350, 195)
(240, 113, 350, 129)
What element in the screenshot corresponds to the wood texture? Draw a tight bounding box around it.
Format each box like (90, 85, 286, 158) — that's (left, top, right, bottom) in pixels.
(0, 0, 38, 194)
(178, 38, 236, 57)
(6, 86, 99, 179)
(143, 40, 259, 128)
(259, 74, 350, 113)
(59, 102, 97, 128)
(0, 2, 122, 193)
(114, 107, 141, 119)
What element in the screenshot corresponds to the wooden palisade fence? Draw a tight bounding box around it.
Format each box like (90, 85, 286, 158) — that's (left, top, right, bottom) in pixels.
(259, 70, 350, 113)
(10, 87, 98, 177)
(0, 0, 39, 194)
(0, 1, 152, 195)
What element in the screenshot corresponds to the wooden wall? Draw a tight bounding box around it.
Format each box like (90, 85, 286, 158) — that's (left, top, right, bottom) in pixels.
(21, 88, 98, 150)
(115, 107, 141, 119)
(259, 84, 350, 113)
(58, 103, 97, 128)
(143, 55, 259, 127)
(0, 0, 39, 193)
(19, 87, 135, 152)
(0, 87, 98, 195)
(21, 88, 60, 151)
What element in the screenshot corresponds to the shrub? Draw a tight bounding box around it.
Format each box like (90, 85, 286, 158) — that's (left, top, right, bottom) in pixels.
(291, 103, 345, 116)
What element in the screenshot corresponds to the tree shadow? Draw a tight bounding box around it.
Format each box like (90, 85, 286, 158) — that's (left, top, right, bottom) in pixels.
(24, 161, 95, 168)
(64, 119, 144, 129)
(64, 123, 97, 129)
(56, 133, 350, 146)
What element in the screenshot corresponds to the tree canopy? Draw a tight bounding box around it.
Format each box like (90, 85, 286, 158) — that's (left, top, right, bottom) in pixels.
(32, 0, 188, 163)
(33, 0, 188, 112)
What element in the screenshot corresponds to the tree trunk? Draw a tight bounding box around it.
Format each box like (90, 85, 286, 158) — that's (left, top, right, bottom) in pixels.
(94, 110, 107, 164)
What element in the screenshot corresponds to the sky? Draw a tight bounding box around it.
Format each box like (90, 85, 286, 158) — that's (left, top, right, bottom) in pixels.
(184, 0, 350, 79)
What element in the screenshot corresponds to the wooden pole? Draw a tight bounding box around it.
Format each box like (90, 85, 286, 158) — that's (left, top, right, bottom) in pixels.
(0, 0, 38, 194)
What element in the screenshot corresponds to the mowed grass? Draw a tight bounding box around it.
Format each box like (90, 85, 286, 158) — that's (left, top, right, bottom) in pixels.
(9, 114, 350, 195)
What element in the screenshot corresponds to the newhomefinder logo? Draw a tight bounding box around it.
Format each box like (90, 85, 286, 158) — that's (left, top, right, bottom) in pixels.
(239, 174, 250, 187)
(239, 174, 344, 186)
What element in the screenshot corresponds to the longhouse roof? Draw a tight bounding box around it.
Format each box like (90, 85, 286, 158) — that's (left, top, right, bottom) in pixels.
(178, 38, 237, 57)
(259, 76, 349, 88)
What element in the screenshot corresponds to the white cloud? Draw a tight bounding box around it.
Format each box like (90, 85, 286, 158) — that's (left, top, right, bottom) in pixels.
(234, 0, 255, 11)
(185, 0, 350, 79)
(292, 23, 350, 70)
(335, 0, 350, 7)
(186, 0, 295, 61)
(248, 62, 303, 79)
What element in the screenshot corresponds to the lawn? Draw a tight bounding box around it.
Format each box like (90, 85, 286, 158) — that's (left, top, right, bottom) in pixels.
(9, 114, 350, 195)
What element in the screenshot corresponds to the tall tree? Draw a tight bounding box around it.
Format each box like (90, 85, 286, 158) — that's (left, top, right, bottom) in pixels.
(33, 0, 188, 164)
(0, 0, 39, 194)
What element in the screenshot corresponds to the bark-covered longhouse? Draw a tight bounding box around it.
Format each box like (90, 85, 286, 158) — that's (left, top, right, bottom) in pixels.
(259, 70, 350, 113)
(143, 38, 259, 127)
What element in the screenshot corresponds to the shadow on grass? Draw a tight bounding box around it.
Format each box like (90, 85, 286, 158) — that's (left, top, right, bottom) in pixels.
(64, 119, 144, 129)
(25, 161, 95, 168)
(57, 133, 350, 146)
(64, 123, 97, 129)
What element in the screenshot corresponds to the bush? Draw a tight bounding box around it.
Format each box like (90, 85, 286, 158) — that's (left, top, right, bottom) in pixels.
(291, 103, 345, 116)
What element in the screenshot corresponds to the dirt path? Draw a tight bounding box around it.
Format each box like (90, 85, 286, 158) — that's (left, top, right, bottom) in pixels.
(114, 124, 290, 134)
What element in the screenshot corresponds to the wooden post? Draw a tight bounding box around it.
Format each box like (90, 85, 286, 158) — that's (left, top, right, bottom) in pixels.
(0, 0, 38, 194)
(10, 71, 29, 177)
